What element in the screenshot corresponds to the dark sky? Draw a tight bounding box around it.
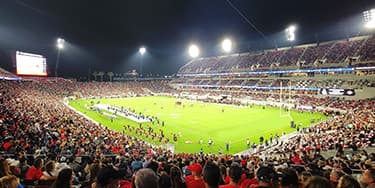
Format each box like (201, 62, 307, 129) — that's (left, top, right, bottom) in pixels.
(0, 0, 374, 78)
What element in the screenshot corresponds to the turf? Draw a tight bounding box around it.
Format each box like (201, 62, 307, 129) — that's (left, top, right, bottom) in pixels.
(69, 96, 327, 154)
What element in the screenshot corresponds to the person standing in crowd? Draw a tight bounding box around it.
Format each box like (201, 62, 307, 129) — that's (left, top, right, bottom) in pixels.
(254, 166, 279, 188)
(51, 168, 73, 188)
(303, 176, 331, 188)
(185, 163, 205, 188)
(170, 165, 187, 188)
(360, 168, 375, 188)
(94, 166, 122, 188)
(134, 168, 159, 188)
(279, 168, 299, 188)
(219, 162, 242, 188)
(202, 162, 221, 188)
(337, 175, 361, 188)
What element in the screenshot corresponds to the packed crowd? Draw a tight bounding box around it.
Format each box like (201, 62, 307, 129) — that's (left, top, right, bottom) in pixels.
(173, 75, 375, 90)
(0, 67, 19, 79)
(179, 36, 375, 74)
(176, 87, 374, 113)
(0, 79, 374, 188)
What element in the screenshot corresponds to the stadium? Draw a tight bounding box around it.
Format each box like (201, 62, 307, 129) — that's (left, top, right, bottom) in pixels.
(0, 1, 375, 188)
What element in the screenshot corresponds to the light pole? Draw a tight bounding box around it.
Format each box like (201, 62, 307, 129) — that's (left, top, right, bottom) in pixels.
(286, 25, 297, 45)
(139, 47, 146, 77)
(364, 9, 375, 29)
(55, 38, 65, 78)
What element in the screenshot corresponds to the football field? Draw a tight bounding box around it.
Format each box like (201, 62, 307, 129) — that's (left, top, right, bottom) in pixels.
(69, 96, 327, 154)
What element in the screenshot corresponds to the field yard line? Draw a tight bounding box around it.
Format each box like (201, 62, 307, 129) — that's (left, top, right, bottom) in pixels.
(64, 102, 100, 125)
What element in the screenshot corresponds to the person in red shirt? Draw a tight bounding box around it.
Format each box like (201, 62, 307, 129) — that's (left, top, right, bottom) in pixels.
(185, 163, 205, 188)
(25, 158, 48, 181)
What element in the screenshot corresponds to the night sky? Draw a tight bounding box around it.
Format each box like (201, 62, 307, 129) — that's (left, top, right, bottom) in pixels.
(0, 0, 374, 78)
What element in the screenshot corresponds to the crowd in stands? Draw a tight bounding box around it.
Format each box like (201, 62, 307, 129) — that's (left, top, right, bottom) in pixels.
(173, 74, 375, 90)
(0, 67, 19, 79)
(179, 36, 375, 74)
(0, 78, 374, 188)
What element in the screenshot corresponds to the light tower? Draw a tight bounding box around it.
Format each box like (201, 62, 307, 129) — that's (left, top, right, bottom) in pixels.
(364, 9, 375, 29)
(55, 38, 65, 78)
(286, 25, 297, 42)
(139, 47, 146, 77)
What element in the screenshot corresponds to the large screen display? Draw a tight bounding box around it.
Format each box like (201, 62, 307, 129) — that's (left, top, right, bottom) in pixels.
(16, 51, 47, 76)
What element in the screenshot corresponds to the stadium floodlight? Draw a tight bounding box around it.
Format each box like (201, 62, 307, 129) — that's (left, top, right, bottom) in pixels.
(222, 38, 232, 53)
(56, 38, 65, 49)
(286, 25, 297, 41)
(55, 38, 65, 78)
(139, 47, 146, 55)
(138, 47, 146, 77)
(363, 9, 375, 29)
(57, 43, 64, 49)
(188, 44, 200, 58)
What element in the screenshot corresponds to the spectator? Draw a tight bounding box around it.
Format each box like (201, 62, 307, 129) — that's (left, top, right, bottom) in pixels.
(43, 160, 58, 180)
(279, 168, 299, 188)
(25, 158, 48, 181)
(202, 162, 221, 188)
(254, 166, 278, 188)
(186, 163, 205, 188)
(360, 168, 375, 188)
(51, 168, 73, 188)
(0, 175, 20, 188)
(337, 175, 360, 188)
(0, 159, 12, 178)
(303, 176, 331, 188)
(86, 163, 101, 188)
(131, 158, 143, 172)
(329, 169, 345, 188)
(170, 165, 186, 188)
(94, 166, 122, 188)
(134, 168, 159, 188)
(220, 162, 242, 188)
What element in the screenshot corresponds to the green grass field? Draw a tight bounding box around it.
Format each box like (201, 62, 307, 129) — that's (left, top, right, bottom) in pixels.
(69, 96, 327, 154)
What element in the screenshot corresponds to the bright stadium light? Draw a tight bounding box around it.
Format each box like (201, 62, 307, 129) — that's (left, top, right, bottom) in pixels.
(222, 38, 232, 53)
(55, 37, 65, 78)
(286, 25, 297, 41)
(57, 43, 64, 49)
(56, 38, 65, 49)
(188, 44, 200, 58)
(363, 9, 375, 29)
(138, 47, 146, 77)
(139, 47, 146, 55)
